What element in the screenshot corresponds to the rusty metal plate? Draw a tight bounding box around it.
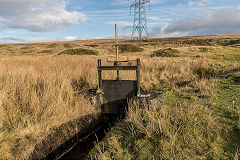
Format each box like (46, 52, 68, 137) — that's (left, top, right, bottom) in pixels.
(102, 80, 137, 114)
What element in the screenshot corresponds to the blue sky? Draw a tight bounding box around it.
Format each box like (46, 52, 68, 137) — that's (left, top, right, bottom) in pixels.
(0, 0, 240, 43)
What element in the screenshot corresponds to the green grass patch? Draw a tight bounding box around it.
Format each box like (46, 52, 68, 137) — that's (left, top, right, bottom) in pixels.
(58, 48, 98, 55)
(211, 48, 240, 62)
(164, 90, 193, 106)
(213, 74, 240, 158)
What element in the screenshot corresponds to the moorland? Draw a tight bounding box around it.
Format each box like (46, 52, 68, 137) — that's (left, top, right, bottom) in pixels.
(0, 34, 240, 159)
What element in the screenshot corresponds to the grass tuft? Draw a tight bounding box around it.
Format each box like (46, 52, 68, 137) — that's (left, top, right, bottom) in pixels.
(183, 39, 212, 46)
(119, 44, 144, 53)
(227, 39, 240, 46)
(58, 48, 98, 55)
(63, 43, 79, 48)
(84, 44, 99, 48)
(151, 48, 180, 57)
(89, 99, 226, 159)
(47, 43, 59, 48)
(38, 49, 53, 54)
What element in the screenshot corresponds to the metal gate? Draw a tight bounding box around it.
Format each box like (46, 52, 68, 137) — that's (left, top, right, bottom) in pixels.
(98, 59, 140, 114)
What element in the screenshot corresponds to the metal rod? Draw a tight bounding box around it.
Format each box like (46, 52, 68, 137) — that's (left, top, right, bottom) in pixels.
(98, 59, 102, 89)
(115, 24, 119, 62)
(136, 58, 141, 96)
(117, 70, 120, 80)
(115, 24, 120, 80)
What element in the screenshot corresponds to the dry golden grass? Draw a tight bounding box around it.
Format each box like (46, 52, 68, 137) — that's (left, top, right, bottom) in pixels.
(0, 56, 100, 159)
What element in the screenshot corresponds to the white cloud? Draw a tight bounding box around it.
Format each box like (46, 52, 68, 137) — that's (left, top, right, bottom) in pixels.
(188, 0, 214, 7)
(150, 5, 240, 37)
(112, 0, 129, 6)
(0, 36, 108, 43)
(62, 36, 79, 41)
(0, 37, 57, 43)
(0, 0, 87, 32)
(0, 37, 24, 43)
(148, 16, 161, 21)
(150, 24, 188, 38)
(112, 0, 166, 6)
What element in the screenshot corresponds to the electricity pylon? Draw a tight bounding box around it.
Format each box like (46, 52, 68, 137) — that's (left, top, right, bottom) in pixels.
(129, 0, 150, 41)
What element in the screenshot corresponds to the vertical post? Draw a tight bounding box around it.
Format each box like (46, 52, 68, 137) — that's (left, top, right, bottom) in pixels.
(115, 24, 119, 62)
(98, 59, 102, 89)
(115, 24, 120, 80)
(136, 58, 140, 96)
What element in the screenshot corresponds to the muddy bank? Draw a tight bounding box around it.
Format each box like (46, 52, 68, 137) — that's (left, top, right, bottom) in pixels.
(28, 114, 101, 160)
(58, 125, 106, 160)
(59, 117, 118, 160)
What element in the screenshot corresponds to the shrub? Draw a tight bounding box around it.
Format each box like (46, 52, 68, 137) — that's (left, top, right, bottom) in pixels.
(84, 44, 99, 48)
(58, 48, 98, 55)
(119, 44, 143, 53)
(63, 43, 80, 48)
(0, 45, 6, 48)
(38, 50, 53, 54)
(193, 64, 218, 79)
(183, 39, 212, 46)
(63, 43, 73, 48)
(47, 43, 59, 48)
(226, 39, 240, 46)
(21, 47, 33, 50)
(151, 48, 180, 57)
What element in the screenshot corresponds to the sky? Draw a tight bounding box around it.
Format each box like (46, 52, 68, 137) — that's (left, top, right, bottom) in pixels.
(0, 0, 240, 43)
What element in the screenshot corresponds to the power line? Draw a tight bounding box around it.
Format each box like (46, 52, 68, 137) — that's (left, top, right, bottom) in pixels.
(129, 0, 150, 40)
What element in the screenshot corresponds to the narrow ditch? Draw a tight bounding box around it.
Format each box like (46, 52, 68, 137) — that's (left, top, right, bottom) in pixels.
(42, 92, 161, 160)
(42, 116, 122, 160)
(58, 126, 106, 160)
(58, 117, 118, 160)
